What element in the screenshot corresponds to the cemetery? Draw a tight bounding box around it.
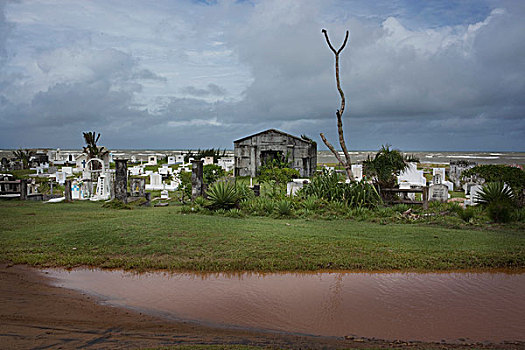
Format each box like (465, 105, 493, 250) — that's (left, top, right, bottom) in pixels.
(1, 134, 524, 227)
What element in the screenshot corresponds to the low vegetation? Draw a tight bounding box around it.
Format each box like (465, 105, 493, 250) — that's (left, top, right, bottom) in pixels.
(1, 200, 523, 272)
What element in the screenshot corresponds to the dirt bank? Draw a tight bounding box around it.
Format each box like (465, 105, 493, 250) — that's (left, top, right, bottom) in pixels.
(0, 264, 523, 350)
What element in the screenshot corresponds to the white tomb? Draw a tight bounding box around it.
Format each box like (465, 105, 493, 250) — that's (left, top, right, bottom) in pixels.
(145, 173, 164, 190)
(167, 156, 176, 165)
(55, 171, 66, 185)
(287, 179, 310, 196)
(351, 164, 363, 182)
(398, 163, 426, 187)
(218, 157, 234, 172)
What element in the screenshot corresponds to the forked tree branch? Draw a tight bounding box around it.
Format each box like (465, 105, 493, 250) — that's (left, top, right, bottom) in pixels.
(320, 28, 353, 180)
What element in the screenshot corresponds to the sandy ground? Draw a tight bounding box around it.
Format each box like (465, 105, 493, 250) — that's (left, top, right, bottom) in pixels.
(1, 264, 523, 350)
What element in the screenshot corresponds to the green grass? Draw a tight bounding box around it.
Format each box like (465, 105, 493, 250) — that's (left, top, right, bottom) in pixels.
(1, 200, 523, 272)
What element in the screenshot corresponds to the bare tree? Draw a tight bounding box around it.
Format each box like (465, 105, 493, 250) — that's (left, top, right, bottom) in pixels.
(320, 28, 353, 180)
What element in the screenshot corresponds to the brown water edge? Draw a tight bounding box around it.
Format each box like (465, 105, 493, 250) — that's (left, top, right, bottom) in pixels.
(44, 268, 525, 344)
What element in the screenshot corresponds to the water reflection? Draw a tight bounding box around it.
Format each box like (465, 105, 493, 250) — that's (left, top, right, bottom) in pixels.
(44, 269, 525, 343)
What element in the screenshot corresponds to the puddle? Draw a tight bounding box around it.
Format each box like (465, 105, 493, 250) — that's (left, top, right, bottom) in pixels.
(44, 269, 525, 343)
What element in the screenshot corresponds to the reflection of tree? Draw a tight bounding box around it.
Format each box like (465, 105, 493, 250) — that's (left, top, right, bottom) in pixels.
(319, 273, 344, 323)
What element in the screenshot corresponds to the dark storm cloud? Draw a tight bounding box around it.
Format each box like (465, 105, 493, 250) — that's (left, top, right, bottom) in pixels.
(0, 0, 523, 151)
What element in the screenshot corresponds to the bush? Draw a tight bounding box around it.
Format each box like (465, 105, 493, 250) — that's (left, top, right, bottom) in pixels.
(463, 165, 525, 194)
(206, 181, 239, 210)
(203, 164, 225, 185)
(275, 199, 294, 217)
(475, 182, 515, 206)
(457, 207, 476, 223)
(487, 201, 514, 223)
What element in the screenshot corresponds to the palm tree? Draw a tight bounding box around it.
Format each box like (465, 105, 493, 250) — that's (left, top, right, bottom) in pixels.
(12, 149, 34, 169)
(363, 145, 418, 189)
(82, 132, 109, 170)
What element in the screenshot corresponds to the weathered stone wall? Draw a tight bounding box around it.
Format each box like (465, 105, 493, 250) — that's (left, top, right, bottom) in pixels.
(234, 129, 316, 178)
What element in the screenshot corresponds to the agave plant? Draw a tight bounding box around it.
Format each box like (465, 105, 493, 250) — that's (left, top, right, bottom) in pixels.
(474, 182, 515, 206)
(275, 199, 294, 217)
(206, 181, 239, 210)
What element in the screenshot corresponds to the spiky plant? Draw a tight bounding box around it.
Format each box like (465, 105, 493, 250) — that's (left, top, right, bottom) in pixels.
(474, 182, 515, 206)
(206, 181, 239, 210)
(475, 182, 515, 223)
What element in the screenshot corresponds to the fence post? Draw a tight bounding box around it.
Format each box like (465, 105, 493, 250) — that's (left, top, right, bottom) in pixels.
(20, 179, 27, 200)
(423, 185, 429, 210)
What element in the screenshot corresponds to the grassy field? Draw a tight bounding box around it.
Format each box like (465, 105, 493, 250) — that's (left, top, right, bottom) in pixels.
(0, 200, 523, 272)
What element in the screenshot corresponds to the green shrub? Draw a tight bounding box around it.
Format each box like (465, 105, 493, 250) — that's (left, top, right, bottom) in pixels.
(457, 207, 476, 223)
(194, 196, 207, 207)
(487, 201, 514, 223)
(301, 196, 322, 211)
(275, 199, 294, 217)
(512, 207, 525, 222)
(203, 164, 225, 185)
(206, 181, 239, 210)
(225, 208, 244, 218)
(463, 165, 525, 194)
(474, 182, 515, 206)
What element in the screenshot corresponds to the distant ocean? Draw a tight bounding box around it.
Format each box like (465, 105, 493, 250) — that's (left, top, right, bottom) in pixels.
(1, 149, 524, 166)
(316, 150, 525, 166)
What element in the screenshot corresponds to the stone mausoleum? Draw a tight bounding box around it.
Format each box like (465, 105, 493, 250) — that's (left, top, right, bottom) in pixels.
(234, 129, 317, 178)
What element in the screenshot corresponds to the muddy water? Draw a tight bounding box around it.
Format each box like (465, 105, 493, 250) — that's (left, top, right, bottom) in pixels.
(44, 269, 525, 343)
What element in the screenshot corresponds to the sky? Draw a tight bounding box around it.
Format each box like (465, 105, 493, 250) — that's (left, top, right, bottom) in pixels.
(0, 0, 524, 151)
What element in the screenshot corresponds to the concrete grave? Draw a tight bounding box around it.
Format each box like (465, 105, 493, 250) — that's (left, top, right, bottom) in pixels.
(351, 164, 363, 182)
(398, 163, 426, 187)
(203, 156, 214, 166)
(55, 171, 66, 185)
(429, 184, 449, 202)
(167, 156, 176, 165)
(287, 179, 310, 196)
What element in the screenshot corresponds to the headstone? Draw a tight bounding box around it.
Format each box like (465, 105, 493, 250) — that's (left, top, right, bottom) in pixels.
(351, 164, 363, 182)
(217, 157, 234, 172)
(287, 179, 310, 196)
(1, 157, 7, 170)
(130, 177, 145, 197)
(147, 155, 157, 165)
(71, 182, 82, 200)
(399, 182, 415, 201)
(167, 156, 176, 165)
(62, 166, 73, 175)
(20, 179, 27, 200)
(48, 166, 58, 174)
(150, 173, 162, 187)
(191, 160, 204, 200)
(161, 189, 169, 199)
(64, 179, 72, 202)
(398, 163, 426, 187)
(429, 183, 448, 202)
(469, 185, 483, 205)
(203, 156, 214, 166)
(130, 155, 137, 163)
(55, 171, 66, 185)
(252, 184, 260, 197)
(433, 168, 446, 182)
(176, 155, 184, 163)
(114, 159, 128, 203)
(432, 173, 442, 185)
